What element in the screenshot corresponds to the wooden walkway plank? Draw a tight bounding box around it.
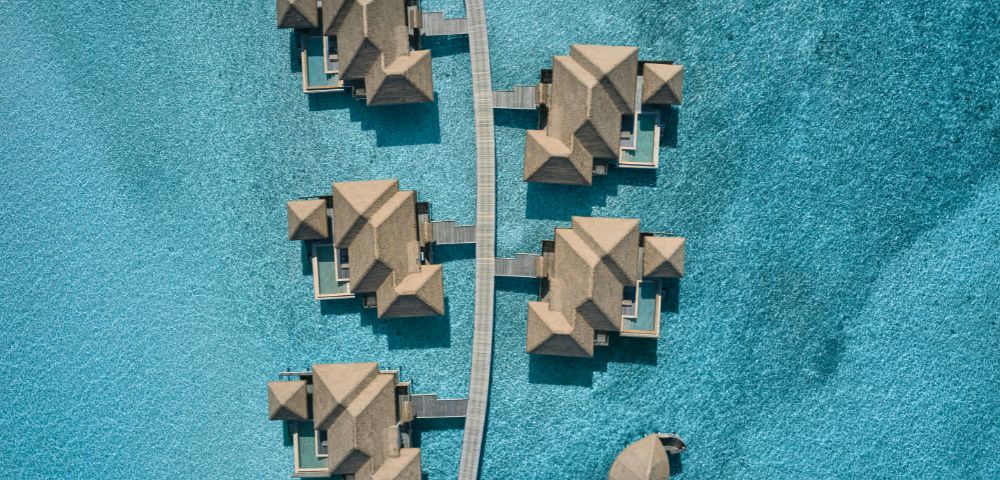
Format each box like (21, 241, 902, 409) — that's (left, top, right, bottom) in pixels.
(421, 12, 469, 36)
(494, 254, 542, 278)
(458, 0, 496, 478)
(410, 394, 469, 419)
(430, 221, 477, 245)
(492, 85, 537, 110)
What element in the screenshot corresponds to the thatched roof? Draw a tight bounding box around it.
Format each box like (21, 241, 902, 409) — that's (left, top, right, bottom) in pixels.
(642, 63, 684, 106)
(349, 190, 417, 293)
(526, 301, 594, 357)
(321, 0, 351, 36)
(608, 434, 670, 480)
(550, 55, 620, 160)
(287, 199, 329, 240)
(372, 447, 421, 480)
(335, 0, 408, 81)
(327, 373, 397, 475)
(329, 180, 446, 317)
(367, 50, 435, 106)
(570, 44, 638, 114)
(523, 130, 590, 185)
(554, 227, 625, 333)
(311, 362, 378, 430)
(276, 0, 319, 29)
(318, 0, 434, 106)
(572, 216, 640, 284)
(270, 364, 424, 479)
(526, 217, 647, 357)
(332, 179, 399, 247)
(643, 237, 685, 278)
(524, 45, 640, 185)
(377, 265, 445, 318)
(267, 380, 309, 421)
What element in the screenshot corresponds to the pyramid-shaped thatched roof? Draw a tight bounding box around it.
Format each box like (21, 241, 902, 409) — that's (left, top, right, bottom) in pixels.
(267, 380, 310, 421)
(526, 301, 594, 357)
(311, 362, 378, 429)
(276, 0, 319, 29)
(376, 265, 445, 318)
(367, 50, 435, 106)
(572, 216, 640, 284)
(642, 236, 685, 278)
(332, 179, 399, 247)
(523, 130, 592, 185)
(608, 434, 670, 480)
(287, 199, 329, 240)
(642, 63, 684, 106)
(570, 44, 638, 114)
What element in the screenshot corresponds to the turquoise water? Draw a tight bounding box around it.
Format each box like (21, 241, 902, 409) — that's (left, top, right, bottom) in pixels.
(1, 1, 997, 480)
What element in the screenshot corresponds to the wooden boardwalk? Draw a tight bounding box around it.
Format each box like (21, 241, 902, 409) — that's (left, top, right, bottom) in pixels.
(492, 85, 537, 110)
(458, 0, 496, 477)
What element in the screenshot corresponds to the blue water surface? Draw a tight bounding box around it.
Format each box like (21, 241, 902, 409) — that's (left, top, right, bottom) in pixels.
(1, 0, 997, 479)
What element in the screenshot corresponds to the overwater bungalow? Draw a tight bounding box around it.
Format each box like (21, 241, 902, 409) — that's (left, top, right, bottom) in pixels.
(508, 44, 683, 185)
(288, 179, 464, 318)
(608, 433, 686, 480)
(514, 216, 685, 357)
(276, 0, 434, 105)
(268, 363, 450, 479)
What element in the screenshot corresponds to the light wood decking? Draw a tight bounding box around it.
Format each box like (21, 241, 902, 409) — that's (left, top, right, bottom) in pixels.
(458, 0, 496, 477)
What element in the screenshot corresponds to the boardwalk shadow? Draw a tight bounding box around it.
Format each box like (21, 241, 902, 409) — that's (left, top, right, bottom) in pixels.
(432, 243, 475, 262)
(410, 417, 464, 448)
(525, 167, 657, 220)
(320, 298, 452, 349)
(300, 242, 312, 275)
(668, 451, 684, 475)
(308, 93, 442, 146)
(494, 109, 537, 129)
(660, 105, 680, 148)
(423, 35, 470, 58)
(662, 278, 681, 313)
(528, 336, 659, 387)
(495, 276, 538, 296)
(288, 31, 301, 73)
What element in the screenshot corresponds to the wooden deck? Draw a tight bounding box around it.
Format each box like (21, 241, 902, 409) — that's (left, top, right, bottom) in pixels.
(430, 221, 476, 245)
(421, 12, 469, 36)
(494, 254, 542, 278)
(492, 85, 537, 110)
(458, 0, 496, 477)
(410, 394, 468, 419)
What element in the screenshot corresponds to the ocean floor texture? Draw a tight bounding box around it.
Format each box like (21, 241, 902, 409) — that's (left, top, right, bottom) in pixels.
(1, 0, 998, 479)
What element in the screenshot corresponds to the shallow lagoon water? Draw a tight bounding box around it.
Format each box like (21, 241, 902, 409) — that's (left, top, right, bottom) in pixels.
(1, 0, 998, 479)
